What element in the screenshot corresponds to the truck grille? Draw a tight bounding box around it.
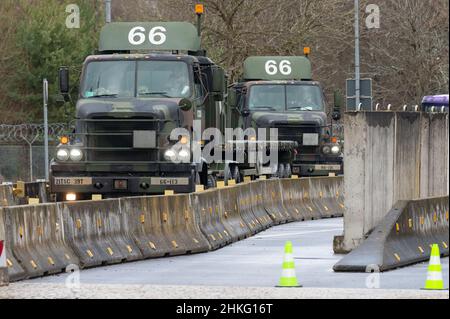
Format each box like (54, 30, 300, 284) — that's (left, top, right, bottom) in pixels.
(277, 124, 320, 155)
(82, 117, 161, 162)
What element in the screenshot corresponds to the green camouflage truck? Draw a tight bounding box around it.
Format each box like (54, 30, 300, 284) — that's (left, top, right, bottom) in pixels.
(227, 55, 343, 177)
(50, 21, 227, 201)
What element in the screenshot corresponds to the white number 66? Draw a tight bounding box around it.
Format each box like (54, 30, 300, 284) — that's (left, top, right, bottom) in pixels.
(128, 26, 167, 46)
(265, 60, 292, 75)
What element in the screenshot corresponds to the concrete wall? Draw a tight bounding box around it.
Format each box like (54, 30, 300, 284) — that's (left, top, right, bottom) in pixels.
(335, 111, 449, 253)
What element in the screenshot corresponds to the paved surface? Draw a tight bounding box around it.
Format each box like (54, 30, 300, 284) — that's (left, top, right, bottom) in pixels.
(1, 218, 448, 298)
(1, 284, 448, 299)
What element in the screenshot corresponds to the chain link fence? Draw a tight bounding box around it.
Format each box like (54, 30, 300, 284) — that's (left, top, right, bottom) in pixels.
(0, 123, 69, 182)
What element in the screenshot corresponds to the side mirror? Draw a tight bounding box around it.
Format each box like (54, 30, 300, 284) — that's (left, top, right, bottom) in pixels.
(332, 90, 343, 121)
(242, 109, 251, 117)
(178, 98, 193, 111)
(212, 67, 225, 94)
(59, 67, 70, 101)
(59, 67, 69, 94)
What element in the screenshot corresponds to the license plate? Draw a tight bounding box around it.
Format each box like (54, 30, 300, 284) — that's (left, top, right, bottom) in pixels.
(314, 164, 341, 171)
(302, 133, 319, 146)
(150, 177, 189, 186)
(54, 177, 92, 186)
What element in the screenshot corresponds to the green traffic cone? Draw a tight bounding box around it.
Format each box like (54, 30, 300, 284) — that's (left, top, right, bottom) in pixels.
(423, 244, 445, 290)
(277, 241, 301, 287)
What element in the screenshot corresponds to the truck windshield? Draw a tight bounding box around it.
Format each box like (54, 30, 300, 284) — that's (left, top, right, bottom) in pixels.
(81, 60, 191, 98)
(248, 84, 324, 111)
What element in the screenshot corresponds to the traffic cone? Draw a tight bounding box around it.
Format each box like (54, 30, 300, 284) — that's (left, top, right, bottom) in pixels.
(277, 241, 301, 287)
(423, 244, 445, 290)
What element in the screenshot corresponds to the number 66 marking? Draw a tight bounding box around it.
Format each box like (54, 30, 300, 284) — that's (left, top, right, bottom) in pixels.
(128, 26, 167, 45)
(265, 60, 292, 75)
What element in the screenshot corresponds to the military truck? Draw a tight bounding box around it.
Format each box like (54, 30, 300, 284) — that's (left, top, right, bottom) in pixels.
(50, 17, 228, 201)
(227, 54, 343, 177)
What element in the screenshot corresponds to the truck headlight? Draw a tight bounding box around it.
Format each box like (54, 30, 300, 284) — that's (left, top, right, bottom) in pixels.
(322, 145, 331, 154)
(331, 145, 341, 154)
(164, 149, 177, 161)
(178, 149, 190, 161)
(69, 148, 83, 161)
(56, 149, 69, 161)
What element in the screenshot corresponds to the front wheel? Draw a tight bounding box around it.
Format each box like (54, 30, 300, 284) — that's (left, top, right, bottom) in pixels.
(284, 163, 292, 178)
(277, 163, 285, 179)
(206, 174, 217, 189)
(231, 165, 242, 184)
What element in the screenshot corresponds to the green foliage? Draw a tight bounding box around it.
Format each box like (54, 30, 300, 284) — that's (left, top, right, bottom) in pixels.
(6, 0, 101, 123)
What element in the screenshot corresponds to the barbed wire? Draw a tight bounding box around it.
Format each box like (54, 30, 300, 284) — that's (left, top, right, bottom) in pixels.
(0, 123, 70, 144)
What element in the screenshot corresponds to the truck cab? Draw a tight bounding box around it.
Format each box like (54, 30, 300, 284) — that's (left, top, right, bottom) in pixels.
(229, 56, 343, 177)
(50, 22, 226, 201)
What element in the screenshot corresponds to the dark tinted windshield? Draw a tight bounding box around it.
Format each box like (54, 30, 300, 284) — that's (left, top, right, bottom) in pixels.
(248, 84, 324, 111)
(81, 60, 191, 98)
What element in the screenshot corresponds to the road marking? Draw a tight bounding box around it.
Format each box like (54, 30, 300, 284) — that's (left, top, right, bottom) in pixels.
(254, 228, 342, 239)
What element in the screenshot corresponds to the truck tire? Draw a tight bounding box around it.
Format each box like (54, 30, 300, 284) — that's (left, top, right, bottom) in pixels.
(231, 165, 241, 184)
(207, 175, 217, 189)
(224, 163, 232, 185)
(277, 163, 285, 179)
(285, 163, 292, 178)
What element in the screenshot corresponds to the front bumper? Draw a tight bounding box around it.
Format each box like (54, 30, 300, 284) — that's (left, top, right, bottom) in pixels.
(50, 162, 197, 197)
(291, 157, 343, 176)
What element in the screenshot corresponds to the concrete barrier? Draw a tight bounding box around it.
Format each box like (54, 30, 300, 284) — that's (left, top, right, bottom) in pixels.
(309, 177, 345, 218)
(120, 196, 174, 258)
(0, 184, 15, 207)
(333, 196, 449, 272)
(261, 179, 293, 224)
(60, 199, 142, 268)
(3, 203, 79, 278)
(0, 184, 25, 282)
(248, 181, 275, 229)
(217, 186, 252, 241)
(191, 189, 232, 250)
(280, 178, 316, 221)
(235, 182, 263, 235)
(159, 194, 211, 254)
(0, 208, 8, 286)
(1, 175, 346, 282)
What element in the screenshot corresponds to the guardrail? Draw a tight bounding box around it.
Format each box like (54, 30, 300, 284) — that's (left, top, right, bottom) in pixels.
(0, 176, 344, 282)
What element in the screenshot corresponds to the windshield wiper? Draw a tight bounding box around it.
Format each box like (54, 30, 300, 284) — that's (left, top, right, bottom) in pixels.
(252, 106, 278, 111)
(88, 94, 118, 98)
(139, 91, 172, 98)
(288, 106, 315, 111)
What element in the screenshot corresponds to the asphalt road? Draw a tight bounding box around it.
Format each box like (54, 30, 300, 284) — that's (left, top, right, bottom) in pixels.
(24, 217, 449, 290)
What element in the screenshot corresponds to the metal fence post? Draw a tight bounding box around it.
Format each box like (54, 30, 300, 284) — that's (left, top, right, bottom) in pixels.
(43, 79, 49, 181)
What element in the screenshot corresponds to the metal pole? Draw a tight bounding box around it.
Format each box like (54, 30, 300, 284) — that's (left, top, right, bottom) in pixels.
(354, 0, 361, 109)
(29, 142, 33, 182)
(43, 79, 49, 181)
(197, 14, 202, 37)
(105, 0, 112, 23)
